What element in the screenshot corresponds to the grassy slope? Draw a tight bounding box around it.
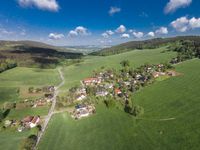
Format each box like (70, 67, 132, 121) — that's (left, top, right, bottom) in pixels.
(0, 67, 61, 104)
(38, 59, 200, 150)
(0, 67, 60, 150)
(62, 47, 176, 90)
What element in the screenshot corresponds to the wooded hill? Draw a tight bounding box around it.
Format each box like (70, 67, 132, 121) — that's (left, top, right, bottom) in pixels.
(92, 36, 200, 56)
(0, 40, 83, 69)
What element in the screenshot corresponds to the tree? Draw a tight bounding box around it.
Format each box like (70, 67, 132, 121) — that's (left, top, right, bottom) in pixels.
(0, 109, 4, 122)
(120, 60, 130, 68)
(28, 87, 34, 93)
(20, 135, 37, 150)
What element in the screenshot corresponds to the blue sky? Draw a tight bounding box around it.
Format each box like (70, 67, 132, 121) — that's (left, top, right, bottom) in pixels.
(0, 0, 200, 46)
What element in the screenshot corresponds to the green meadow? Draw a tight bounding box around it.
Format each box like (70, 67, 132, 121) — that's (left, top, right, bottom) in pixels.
(61, 47, 176, 90)
(38, 59, 200, 150)
(0, 67, 61, 103)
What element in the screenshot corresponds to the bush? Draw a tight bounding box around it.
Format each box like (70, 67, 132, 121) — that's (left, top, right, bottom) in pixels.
(124, 104, 144, 117)
(20, 135, 37, 150)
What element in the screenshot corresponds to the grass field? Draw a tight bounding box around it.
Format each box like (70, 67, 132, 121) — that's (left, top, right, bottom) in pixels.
(0, 67, 61, 103)
(0, 67, 59, 150)
(61, 47, 176, 90)
(0, 128, 38, 150)
(38, 59, 200, 150)
(6, 106, 49, 120)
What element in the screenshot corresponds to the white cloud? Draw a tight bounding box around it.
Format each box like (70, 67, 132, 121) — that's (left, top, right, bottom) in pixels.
(109, 7, 121, 16)
(133, 32, 144, 38)
(121, 33, 130, 38)
(155, 27, 168, 34)
(106, 30, 114, 35)
(18, 0, 59, 12)
(147, 32, 155, 37)
(189, 17, 200, 29)
(101, 33, 109, 38)
(101, 30, 114, 38)
(68, 30, 78, 37)
(48, 33, 64, 40)
(75, 26, 88, 35)
(164, 0, 192, 14)
(171, 16, 189, 32)
(116, 25, 126, 33)
(68, 26, 89, 38)
(171, 16, 200, 32)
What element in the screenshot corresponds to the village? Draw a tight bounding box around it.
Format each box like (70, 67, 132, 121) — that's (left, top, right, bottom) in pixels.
(58, 61, 177, 119)
(1, 61, 178, 132)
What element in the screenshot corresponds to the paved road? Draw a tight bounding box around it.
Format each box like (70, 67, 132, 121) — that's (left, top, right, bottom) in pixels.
(35, 68, 65, 149)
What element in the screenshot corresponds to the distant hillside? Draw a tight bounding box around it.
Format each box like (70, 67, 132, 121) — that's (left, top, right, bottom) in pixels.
(92, 36, 200, 56)
(0, 40, 83, 69)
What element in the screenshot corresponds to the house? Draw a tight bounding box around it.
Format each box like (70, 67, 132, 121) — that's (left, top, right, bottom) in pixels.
(76, 94, 87, 101)
(30, 116, 40, 128)
(152, 72, 166, 78)
(136, 74, 142, 80)
(96, 91, 108, 97)
(76, 87, 86, 95)
(22, 116, 40, 128)
(105, 83, 114, 89)
(83, 78, 101, 85)
(72, 104, 95, 119)
(152, 72, 160, 78)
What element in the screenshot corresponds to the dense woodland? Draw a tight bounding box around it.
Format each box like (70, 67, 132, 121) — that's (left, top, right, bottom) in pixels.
(170, 40, 200, 63)
(92, 36, 200, 56)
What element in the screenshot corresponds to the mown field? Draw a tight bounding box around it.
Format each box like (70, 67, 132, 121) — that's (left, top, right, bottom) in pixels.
(0, 67, 60, 150)
(38, 59, 200, 150)
(61, 47, 176, 90)
(0, 67, 61, 104)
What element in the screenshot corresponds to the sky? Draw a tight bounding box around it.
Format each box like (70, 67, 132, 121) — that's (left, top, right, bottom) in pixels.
(0, 0, 200, 46)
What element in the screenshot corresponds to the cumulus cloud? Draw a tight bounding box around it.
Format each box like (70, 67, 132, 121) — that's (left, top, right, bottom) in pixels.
(18, 0, 59, 12)
(101, 30, 114, 38)
(68, 26, 89, 37)
(101, 33, 109, 38)
(109, 7, 121, 16)
(147, 32, 155, 37)
(48, 33, 64, 40)
(171, 16, 189, 32)
(116, 25, 126, 33)
(68, 30, 78, 37)
(133, 32, 144, 38)
(164, 0, 192, 14)
(106, 30, 114, 35)
(171, 16, 200, 32)
(189, 17, 200, 29)
(155, 27, 168, 34)
(121, 33, 130, 38)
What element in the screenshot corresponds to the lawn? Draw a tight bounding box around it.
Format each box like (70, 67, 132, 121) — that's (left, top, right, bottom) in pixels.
(0, 128, 38, 150)
(6, 106, 49, 120)
(38, 59, 200, 150)
(61, 47, 176, 90)
(0, 87, 19, 104)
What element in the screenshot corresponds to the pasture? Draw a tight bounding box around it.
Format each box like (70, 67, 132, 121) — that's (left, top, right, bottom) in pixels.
(61, 47, 176, 90)
(38, 59, 200, 150)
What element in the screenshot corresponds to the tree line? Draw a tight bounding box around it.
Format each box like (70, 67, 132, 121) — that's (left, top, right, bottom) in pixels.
(0, 59, 17, 73)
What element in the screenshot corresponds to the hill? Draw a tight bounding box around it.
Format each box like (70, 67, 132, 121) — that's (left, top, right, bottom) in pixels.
(0, 40, 83, 69)
(38, 54, 200, 150)
(92, 36, 200, 56)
